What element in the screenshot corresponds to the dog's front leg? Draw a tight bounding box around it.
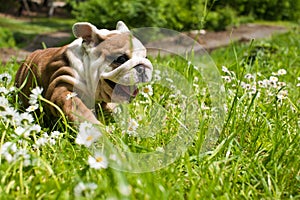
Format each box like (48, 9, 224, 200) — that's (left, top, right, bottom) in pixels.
(48, 86, 100, 124)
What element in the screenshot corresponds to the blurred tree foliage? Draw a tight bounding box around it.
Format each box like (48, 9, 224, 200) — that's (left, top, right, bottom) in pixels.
(70, 0, 207, 31)
(213, 0, 300, 22)
(0, 0, 21, 13)
(1, 0, 299, 31)
(59, 0, 300, 31)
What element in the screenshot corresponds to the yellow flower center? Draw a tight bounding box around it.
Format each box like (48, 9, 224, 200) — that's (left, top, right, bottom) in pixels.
(86, 135, 93, 141)
(96, 157, 103, 162)
(143, 88, 149, 93)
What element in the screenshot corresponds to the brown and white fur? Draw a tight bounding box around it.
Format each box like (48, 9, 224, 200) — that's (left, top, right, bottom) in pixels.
(15, 21, 153, 124)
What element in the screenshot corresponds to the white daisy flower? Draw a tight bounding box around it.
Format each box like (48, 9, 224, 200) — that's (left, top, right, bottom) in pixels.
(269, 81, 277, 88)
(66, 92, 77, 100)
(0, 73, 12, 84)
(269, 76, 278, 82)
(141, 85, 153, 97)
(50, 131, 61, 139)
(74, 182, 98, 197)
(36, 137, 48, 147)
(30, 124, 41, 133)
(248, 85, 257, 95)
(0, 142, 18, 163)
(127, 118, 139, 135)
(3, 107, 19, 122)
(245, 84, 252, 90)
(241, 82, 251, 90)
(1, 142, 17, 153)
(277, 90, 288, 100)
(269, 76, 278, 88)
(8, 86, 16, 93)
(222, 76, 232, 83)
(74, 182, 85, 197)
(88, 152, 108, 169)
(244, 73, 254, 80)
(26, 104, 39, 112)
(0, 96, 9, 111)
(29, 86, 43, 105)
(277, 69, 287, 76)
(36, 133, 49, 147)
(31, 86, 43, 96)
(15, 148, 31, 166)
(17, 112, 34, 125)
(48, 138, 56, 145)
(15, 126, 31, 138)
(258, 80, 268, 88)
(277, 81, 286, 88)
(0, 86, 9, 95)
(75, 122, 102, 147)
(154, 73, 161, 81)
(222, 66, 230, 74)
(15, 124, 41, 138)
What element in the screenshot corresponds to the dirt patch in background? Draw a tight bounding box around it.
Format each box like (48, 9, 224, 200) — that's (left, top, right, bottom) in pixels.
(0, 30, 72, 64)
(0, 23, 288, 64)
(192, 23, 287, 50)
(24, 31, 72, 51)
(147, 23, 288, 56)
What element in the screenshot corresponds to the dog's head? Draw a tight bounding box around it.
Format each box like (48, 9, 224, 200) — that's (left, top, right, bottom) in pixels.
(70, 21, 153, 103)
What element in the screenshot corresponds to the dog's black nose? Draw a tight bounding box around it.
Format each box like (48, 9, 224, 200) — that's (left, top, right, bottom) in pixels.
(134, 65, 147, 82)
(134, 65, 145, 74)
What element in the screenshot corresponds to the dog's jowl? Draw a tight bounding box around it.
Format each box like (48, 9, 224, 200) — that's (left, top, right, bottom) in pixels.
(15, 21, 153, 124)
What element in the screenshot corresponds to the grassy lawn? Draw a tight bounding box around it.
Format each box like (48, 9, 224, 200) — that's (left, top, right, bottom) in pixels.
(0, 22, 299, 199)
(0, 15, 75, 48)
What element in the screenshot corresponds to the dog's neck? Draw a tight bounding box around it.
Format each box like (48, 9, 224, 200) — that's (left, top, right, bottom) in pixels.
(66, 38, 106, 104)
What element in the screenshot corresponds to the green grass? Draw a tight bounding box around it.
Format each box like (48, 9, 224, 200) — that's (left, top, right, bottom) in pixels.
(0, 25, 299, 199)
(0, 15, 75, 48)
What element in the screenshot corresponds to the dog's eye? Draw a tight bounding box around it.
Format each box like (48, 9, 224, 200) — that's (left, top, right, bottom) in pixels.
(113, 54, 129, 64)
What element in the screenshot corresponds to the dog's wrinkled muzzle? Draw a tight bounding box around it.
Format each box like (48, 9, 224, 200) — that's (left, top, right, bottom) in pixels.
(101, 57, 153, 86)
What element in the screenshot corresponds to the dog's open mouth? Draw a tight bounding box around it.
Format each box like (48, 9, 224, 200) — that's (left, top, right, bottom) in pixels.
(119, 85, 139, 97)
(105, 79, 139, 100)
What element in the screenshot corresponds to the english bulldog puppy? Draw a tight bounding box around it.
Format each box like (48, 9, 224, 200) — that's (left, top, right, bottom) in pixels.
(15, 21, 153, 124)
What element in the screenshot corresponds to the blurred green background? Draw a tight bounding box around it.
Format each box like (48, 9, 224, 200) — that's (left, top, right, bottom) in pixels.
(71, 0, 300, 31)
(0, 0, 299, 49)
(1, 0, 299, 31)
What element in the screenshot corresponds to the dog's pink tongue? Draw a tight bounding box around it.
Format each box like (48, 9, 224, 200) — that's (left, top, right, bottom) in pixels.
(120, 85, 139, 97)
(132, 88, 139, 97)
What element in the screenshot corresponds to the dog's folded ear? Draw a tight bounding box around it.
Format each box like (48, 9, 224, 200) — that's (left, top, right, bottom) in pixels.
(116, 21, 130, 33)
(72, 22, 98, 43)
(72, 21, 130, 44)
